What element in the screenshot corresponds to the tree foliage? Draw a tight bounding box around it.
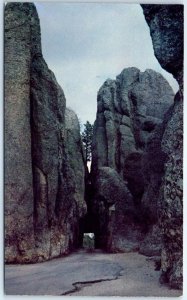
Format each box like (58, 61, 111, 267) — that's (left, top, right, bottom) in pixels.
(81, 121, 94, 163)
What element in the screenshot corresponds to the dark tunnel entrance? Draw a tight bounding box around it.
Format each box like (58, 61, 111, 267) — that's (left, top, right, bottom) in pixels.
(78, 171, 98, 251)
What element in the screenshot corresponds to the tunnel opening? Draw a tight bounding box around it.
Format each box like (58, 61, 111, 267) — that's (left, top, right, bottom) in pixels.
(78, 166, 100, 251)
(82, 233, 95, 251)
(78, 198, 97, 250)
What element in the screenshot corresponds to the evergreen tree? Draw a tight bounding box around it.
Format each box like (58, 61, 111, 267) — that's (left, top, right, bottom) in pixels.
(81, 121, 93, 163)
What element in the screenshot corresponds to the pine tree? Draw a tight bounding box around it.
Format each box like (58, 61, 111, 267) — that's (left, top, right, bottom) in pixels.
(81, 121, 93, 163)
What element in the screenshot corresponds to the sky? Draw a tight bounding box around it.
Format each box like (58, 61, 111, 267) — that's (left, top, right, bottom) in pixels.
(35, 2, 179, 125)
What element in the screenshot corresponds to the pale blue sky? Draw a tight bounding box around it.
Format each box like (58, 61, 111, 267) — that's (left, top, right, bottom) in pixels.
(35, 2, 179, 124)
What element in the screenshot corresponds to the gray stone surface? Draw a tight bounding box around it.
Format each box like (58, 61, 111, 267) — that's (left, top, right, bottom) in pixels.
(65, 108, 87, 219)
(5, 3, 38, 263)
(142, 4, 183, 289)
(31, 44, 67, 261)
(92, 68, 174, 181)
(5, 3, 86, 263)
(91, 67, 174, 253)
(159, 95, 183, 289)
(142, 5, 183, 89)
(92, 167, 143, 252)
(139, 225, 162, 257)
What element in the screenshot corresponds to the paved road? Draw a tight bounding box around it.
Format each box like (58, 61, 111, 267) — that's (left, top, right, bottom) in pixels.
(5, 250, 182, 296)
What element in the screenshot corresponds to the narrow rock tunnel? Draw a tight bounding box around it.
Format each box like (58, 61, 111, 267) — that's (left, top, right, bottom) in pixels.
(78, 172, 96, 249)
(4, 2, 183, 292)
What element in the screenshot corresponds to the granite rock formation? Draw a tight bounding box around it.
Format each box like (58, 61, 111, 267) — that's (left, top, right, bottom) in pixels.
(4, 2, 183, 291)
(142, 4, 183, 289)
(92, 68, 174, 175)
(91, 67, 174, 253)
(5, 2, 38, 263)
(142, 5, 183, 89)
(92, 167, 143, 252)
(5, 3, 86, 263)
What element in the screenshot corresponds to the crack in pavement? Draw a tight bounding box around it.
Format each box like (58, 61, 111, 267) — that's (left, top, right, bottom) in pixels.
(61, 275, 122, 295)
(5, 251, 181, 296)
(5, 253, 123, 295)
(61, 263, 124, 296)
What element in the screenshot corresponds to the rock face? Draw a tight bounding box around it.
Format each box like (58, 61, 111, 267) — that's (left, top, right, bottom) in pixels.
(142, 5, 183, 89)
(92, 167, 143, 252)
(142, 4, 183, 289)
(5, 3, 86, 263)
(5, 2, 39, 263)
(91, 67, 174, 253)
(92, 68, 174, 175)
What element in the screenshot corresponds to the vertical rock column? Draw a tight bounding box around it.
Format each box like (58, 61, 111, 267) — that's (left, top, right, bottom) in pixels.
(5, 3, 87, 263)
(31, 55, 67, 260)
(4, 3, 36, 262)
(142, 4, 183, 289)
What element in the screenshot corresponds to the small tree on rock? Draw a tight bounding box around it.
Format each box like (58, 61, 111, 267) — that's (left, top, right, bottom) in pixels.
(81, 121, 93, 163)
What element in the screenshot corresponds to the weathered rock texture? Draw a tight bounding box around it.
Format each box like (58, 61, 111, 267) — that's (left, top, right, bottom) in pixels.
(92, 68, 174, 174)
(142, 5, 183, 90)
(92, 167, 142, 252)
(142, 4, 183, 289)
(5, 2, 38, 263)
(5, 3, 86, 263)
(91, 67, 174, 253)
